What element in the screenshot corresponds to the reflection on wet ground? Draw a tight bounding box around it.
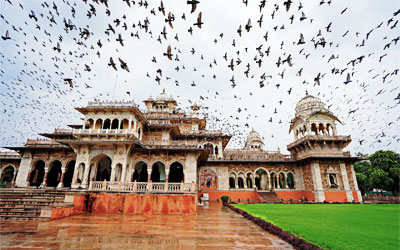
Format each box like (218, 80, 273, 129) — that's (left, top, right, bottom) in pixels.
(0, 202, 293, 249)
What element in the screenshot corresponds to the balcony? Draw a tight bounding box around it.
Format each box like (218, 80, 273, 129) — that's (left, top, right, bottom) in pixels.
(143, 140, 198, 148)
(89, 181, 196, 193)
(287, 135, 351, 149)
(208, 150, 293, 161)
(72, 129, 139, 140)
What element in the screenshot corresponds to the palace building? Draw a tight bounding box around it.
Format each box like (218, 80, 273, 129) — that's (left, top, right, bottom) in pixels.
(0, 90, 362, 206)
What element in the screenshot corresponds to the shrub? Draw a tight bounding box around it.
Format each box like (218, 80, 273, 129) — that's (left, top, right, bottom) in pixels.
(221, 195, 229, 203)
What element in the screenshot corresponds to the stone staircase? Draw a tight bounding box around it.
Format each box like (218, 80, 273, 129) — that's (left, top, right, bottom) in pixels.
(0, 189, 73, 220)
(257, 191, 282, 203)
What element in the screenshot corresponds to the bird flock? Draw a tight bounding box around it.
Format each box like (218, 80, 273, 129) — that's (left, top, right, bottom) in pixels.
(0, 0, 399, 154)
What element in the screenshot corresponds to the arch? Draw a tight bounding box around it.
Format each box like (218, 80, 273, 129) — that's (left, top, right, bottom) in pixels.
(85, 119, 94, 129)
(278, 172, 286, 189)
(200, 169, 217, 190)
(103, 119, 111, 129)
(63, 160, 75, 188)
(229, 177, 235, 189)
(237, 177, 244, 188)
(311, 123, 318, 135)
(30, 160, 45, 187)
(169, 161, 184, 183)
(95, 156, 112, 181)
(318, 123, 325, 135)
(246, 172, 253, 188)
(47, 160, 62, 187)
(270, 172, 278, 189)
(115, 163, 123, 181)
(120, 119, 129, 129)
(255, 168, 269, 190)
(203, 143, 214, 154)
(287, 172, 295, 189)
(94, 119, 103, 129)
(111, 118, 119, 129)
(133, 161, 148, 182)
(1, 165, 15, 183)
(151, 161, 166, 182)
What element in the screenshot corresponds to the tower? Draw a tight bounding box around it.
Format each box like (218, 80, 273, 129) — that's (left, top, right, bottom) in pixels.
(244, 129, 264, 151)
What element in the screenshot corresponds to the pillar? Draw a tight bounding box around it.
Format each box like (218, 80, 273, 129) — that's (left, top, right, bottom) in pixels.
(43, 167, 49, 187)
(121, 164, 127, 182)
(310, 161, 325, 202)
(340, 163, 354, 202)
(82, 161, 91, 187)
(110, 162, 117, 182)
(57, 168, 66, 188)
(350, 164, 363, 202)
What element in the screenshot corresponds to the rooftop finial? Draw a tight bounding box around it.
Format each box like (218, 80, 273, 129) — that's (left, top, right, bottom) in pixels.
(162, 88, 165, 93)
(305, 90, 308, 95)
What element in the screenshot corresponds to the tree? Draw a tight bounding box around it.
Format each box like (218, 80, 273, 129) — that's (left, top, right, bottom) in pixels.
(354, 153, 371, 195)
(368, 150, 400, 196)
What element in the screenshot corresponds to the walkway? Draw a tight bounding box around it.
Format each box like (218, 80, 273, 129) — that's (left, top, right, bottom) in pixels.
(0, 202, 293, 249)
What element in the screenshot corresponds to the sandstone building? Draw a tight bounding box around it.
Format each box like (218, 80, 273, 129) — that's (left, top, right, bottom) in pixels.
(1, 90, 362, 203)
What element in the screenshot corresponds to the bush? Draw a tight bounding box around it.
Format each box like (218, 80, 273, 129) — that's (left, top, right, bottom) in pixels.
(221, 195, 229, 203)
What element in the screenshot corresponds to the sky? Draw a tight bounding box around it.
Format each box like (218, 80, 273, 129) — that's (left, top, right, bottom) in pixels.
(0, 0, 399, 155)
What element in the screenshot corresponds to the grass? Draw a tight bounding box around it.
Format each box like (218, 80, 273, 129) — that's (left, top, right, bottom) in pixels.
(233, 203, 400, 250)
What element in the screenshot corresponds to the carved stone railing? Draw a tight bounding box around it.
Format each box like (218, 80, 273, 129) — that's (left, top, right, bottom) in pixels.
(88, 181, 196, 193)
(287, 135, 351, 148)
(208, 150, 293, 161)
(144, 140, 198, 147)
(73, 129, 139, 138)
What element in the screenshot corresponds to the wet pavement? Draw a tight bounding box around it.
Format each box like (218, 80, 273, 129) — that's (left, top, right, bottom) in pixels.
(0, 202, 293, 249)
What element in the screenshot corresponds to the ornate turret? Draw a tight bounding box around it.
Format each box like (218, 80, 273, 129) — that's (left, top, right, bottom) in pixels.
(287, 91, 351, 160)
(143, 89, 177, 113)
(244, 129, 264, 151)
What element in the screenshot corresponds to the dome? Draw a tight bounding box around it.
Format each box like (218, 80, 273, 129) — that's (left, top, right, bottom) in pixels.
(295, 92, 327, 117)
(247, 129, 262, 142)
(155, 89, 175, 102)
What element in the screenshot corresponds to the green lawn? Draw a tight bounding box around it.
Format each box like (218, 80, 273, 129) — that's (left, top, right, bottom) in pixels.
(233, 204, 400, 250)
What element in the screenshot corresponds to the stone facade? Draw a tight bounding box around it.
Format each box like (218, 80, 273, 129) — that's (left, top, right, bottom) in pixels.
(1, 91, 362, 202)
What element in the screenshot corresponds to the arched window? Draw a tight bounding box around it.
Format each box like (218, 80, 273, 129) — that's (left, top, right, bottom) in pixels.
(229, 177, 235, 188)
(169, 162, 184, 183)
(203, 143, 213, 155)
(278, 173, 286, 189)
(94, 119, 103, 129)
(200, 169, 217, 190)
(96, 156, 112, 181)
(63, 161, 75, 188)
(103, 119, 111, 129)
(138, 128, 141, 139)
(270, 173, 278, 189)
(246, 173, 253, 188)
(151, 161, 166, 182)
(111, 119, 119, 129)
(1, 166, 15, 183)
(85, 119, 94, 129)
(30, 160, 45, 187)
(318, 123, 325, 135)
(76, 163, 85, 184)
(133, 161, 148, 182)
(214, 146, 219, 155)
(120, 119, 129, 129)
(238, 177, 244, 188)
(47, 160, 62, 187)
(311, 123, 318, 135)
(287, 172, 295, 189)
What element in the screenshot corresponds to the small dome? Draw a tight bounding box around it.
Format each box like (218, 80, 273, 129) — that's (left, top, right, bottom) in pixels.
(155, 89, 175, 102)
(295, 93, 327, 117)
(247, 129, 262, 142)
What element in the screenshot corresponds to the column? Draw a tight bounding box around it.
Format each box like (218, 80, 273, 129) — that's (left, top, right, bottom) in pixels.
(25, 170, 32, 187)
(82, 161, 91, 188)
(121, 164, 127, 182)
(340, 163, 354, 202)
(43, 167, 49, 187)
(110, 162, 117, 182)
(350, 164, 363, 202)
(310, 161, 325, 202)
(57, 168, 66, 188)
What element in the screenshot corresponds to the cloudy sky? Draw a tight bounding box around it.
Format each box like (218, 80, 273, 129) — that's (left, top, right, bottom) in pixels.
(0, 0, 399, 155)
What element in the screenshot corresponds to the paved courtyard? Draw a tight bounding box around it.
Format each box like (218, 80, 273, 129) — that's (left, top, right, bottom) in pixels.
(0, 202, 293, 249)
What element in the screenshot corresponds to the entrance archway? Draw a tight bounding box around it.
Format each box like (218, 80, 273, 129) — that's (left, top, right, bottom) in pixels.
(256, 169, 269, 190)
(95, 156, 112, 181)
(151, 161, 166, 182)
(200, 169, 217, 190)
(133, 161, 148, 182)
(47, 160, 62, 187)
(63, 161, 75, 188)
(169, 162, 184, 183)
(30, 160, 45, 187)
(1, 166, 15, 183)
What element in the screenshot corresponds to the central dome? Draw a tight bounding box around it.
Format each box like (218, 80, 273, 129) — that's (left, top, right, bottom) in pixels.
(295, 93, 326, 117)
(247, 129, 262, 142)
(155, 89, 175, 102)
